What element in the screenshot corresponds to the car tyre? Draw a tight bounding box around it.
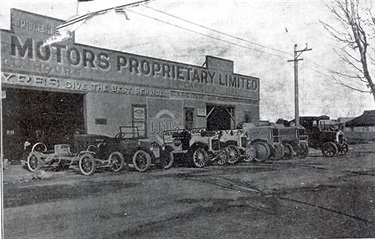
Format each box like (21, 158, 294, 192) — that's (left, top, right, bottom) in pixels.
(226, 145, 241, 164)
(161, 151, 174, 169)
(216, 148, 228, 166)
(192, 147, 208, 168)
(270, 144, 285, 160)
(338, 143, 349, 156)
(27, 152, 41, 172)
(321, 142, 338, 157)
(253, 141, 271, 162)
(282, 143, 294, 160)
(243, 144, 256, 162)
(79, 153, 96, 176)
(109, 151, 125, 172)
(298, 142, 309, 159)
(132, 150, 151, 172)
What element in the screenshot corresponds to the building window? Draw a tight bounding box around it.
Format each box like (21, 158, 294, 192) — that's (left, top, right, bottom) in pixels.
(132, 105, 147, 137)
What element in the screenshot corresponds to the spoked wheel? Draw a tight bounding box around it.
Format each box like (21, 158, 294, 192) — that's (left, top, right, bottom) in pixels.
(243, 144, 256, 162)
(298, 142, 309, 159)
(160, 151, 174, 169)
(109, 151, 125, 172)
(27, 152, 41, 172)
(79, 153, 96, 176)
(226, 145, 241, 164)
(132, 150, 151, 172)
(270, 144, 284, 161)
(338, 143, 349, 156)
(31, 142, 47, 152)
(216, 148, 228, 166)
(192, 148, 208, 168)
(253, 142, 271, 162)
(321, 142, 338, 157)
(282, 143, 294, 160)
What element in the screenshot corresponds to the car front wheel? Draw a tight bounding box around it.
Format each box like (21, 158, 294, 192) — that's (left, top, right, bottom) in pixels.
(161, 151, 174, 169)
(216, 148, 228, 166)
(226, 145, 240, 164)
(79, 153, 96, 176)
(321, 142, 338, 157)
(270, 144, 285, 160)
(191, 148, 208, 168)
(298, 142, 309, 159)
(282, 143, 294, 160)
(253, 141, 271, 162)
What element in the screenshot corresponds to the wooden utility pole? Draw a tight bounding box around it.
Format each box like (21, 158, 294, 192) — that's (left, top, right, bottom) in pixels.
(287, 44, 312, 127)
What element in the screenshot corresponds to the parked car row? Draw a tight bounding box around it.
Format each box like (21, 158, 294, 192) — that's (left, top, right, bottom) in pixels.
(26, 126, 174, 175)
(161, 123, 311, 168)
(25, 122, 348, 175)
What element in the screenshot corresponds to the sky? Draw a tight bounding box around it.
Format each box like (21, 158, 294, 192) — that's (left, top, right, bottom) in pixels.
(1, 0, 374, 121)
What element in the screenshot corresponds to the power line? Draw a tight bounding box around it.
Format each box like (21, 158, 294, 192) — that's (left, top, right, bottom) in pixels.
(304, 58, 333, 74)
(144, 6, 343, 76)
(143, 5, 291, 57)
(126, 8, 290, 60)
(137, 5, 337, 77)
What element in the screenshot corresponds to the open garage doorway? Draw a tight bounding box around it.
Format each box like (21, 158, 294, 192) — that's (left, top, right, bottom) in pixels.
(2, 88, 85, 161)
(206, 105, 235, 131)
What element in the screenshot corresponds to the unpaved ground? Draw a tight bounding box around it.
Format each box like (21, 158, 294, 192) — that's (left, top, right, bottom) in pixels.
(4, 144, 375, 238)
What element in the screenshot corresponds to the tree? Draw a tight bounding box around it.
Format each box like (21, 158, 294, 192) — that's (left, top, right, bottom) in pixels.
(321, 0, 375, 102)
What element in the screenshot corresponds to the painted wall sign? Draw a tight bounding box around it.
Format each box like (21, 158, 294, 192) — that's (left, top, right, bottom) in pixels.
(169, 90, 258, 105)
(1, 72, 168, 97)
(148, 99, 183, 144)
(1, 9, 260, 100)
(4, 36, 259, 92)
(1, 71, 258, 104)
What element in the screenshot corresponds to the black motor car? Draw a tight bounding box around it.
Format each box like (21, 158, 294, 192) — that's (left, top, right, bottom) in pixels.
(79, 126, 174, 175)
(294, 116, 348, 157)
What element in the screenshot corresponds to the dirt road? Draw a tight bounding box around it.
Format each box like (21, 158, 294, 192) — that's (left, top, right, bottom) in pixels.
(4, 145, 375, 238)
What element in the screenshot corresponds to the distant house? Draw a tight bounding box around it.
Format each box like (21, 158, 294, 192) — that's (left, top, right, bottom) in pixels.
(344, 110, 375, 143)
(337, 117, 355, 124)
(345, 110, 375, 131)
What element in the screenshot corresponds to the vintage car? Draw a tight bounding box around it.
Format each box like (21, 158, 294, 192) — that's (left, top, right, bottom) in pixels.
(277, 125, 309, 159)
(79, 126, 174, 175)
(162, 128, 227, 168)
(241, 123, 285, 162)
(26, 134, 118, 175)
(217, 123, 285, 163)
(297, 116, 348, 157)
(215, 128, 252, 164)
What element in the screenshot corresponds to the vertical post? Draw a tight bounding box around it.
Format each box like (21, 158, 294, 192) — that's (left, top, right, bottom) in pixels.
(288, 44, 312, 127)
(294, 44, 299, 127)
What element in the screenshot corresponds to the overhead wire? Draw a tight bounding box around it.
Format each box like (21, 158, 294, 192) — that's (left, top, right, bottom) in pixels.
(130, 6, 339, 79)
(142, 5, 291, 57)
(4, 3, 340, 81)
(125, 8, 291, 60)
